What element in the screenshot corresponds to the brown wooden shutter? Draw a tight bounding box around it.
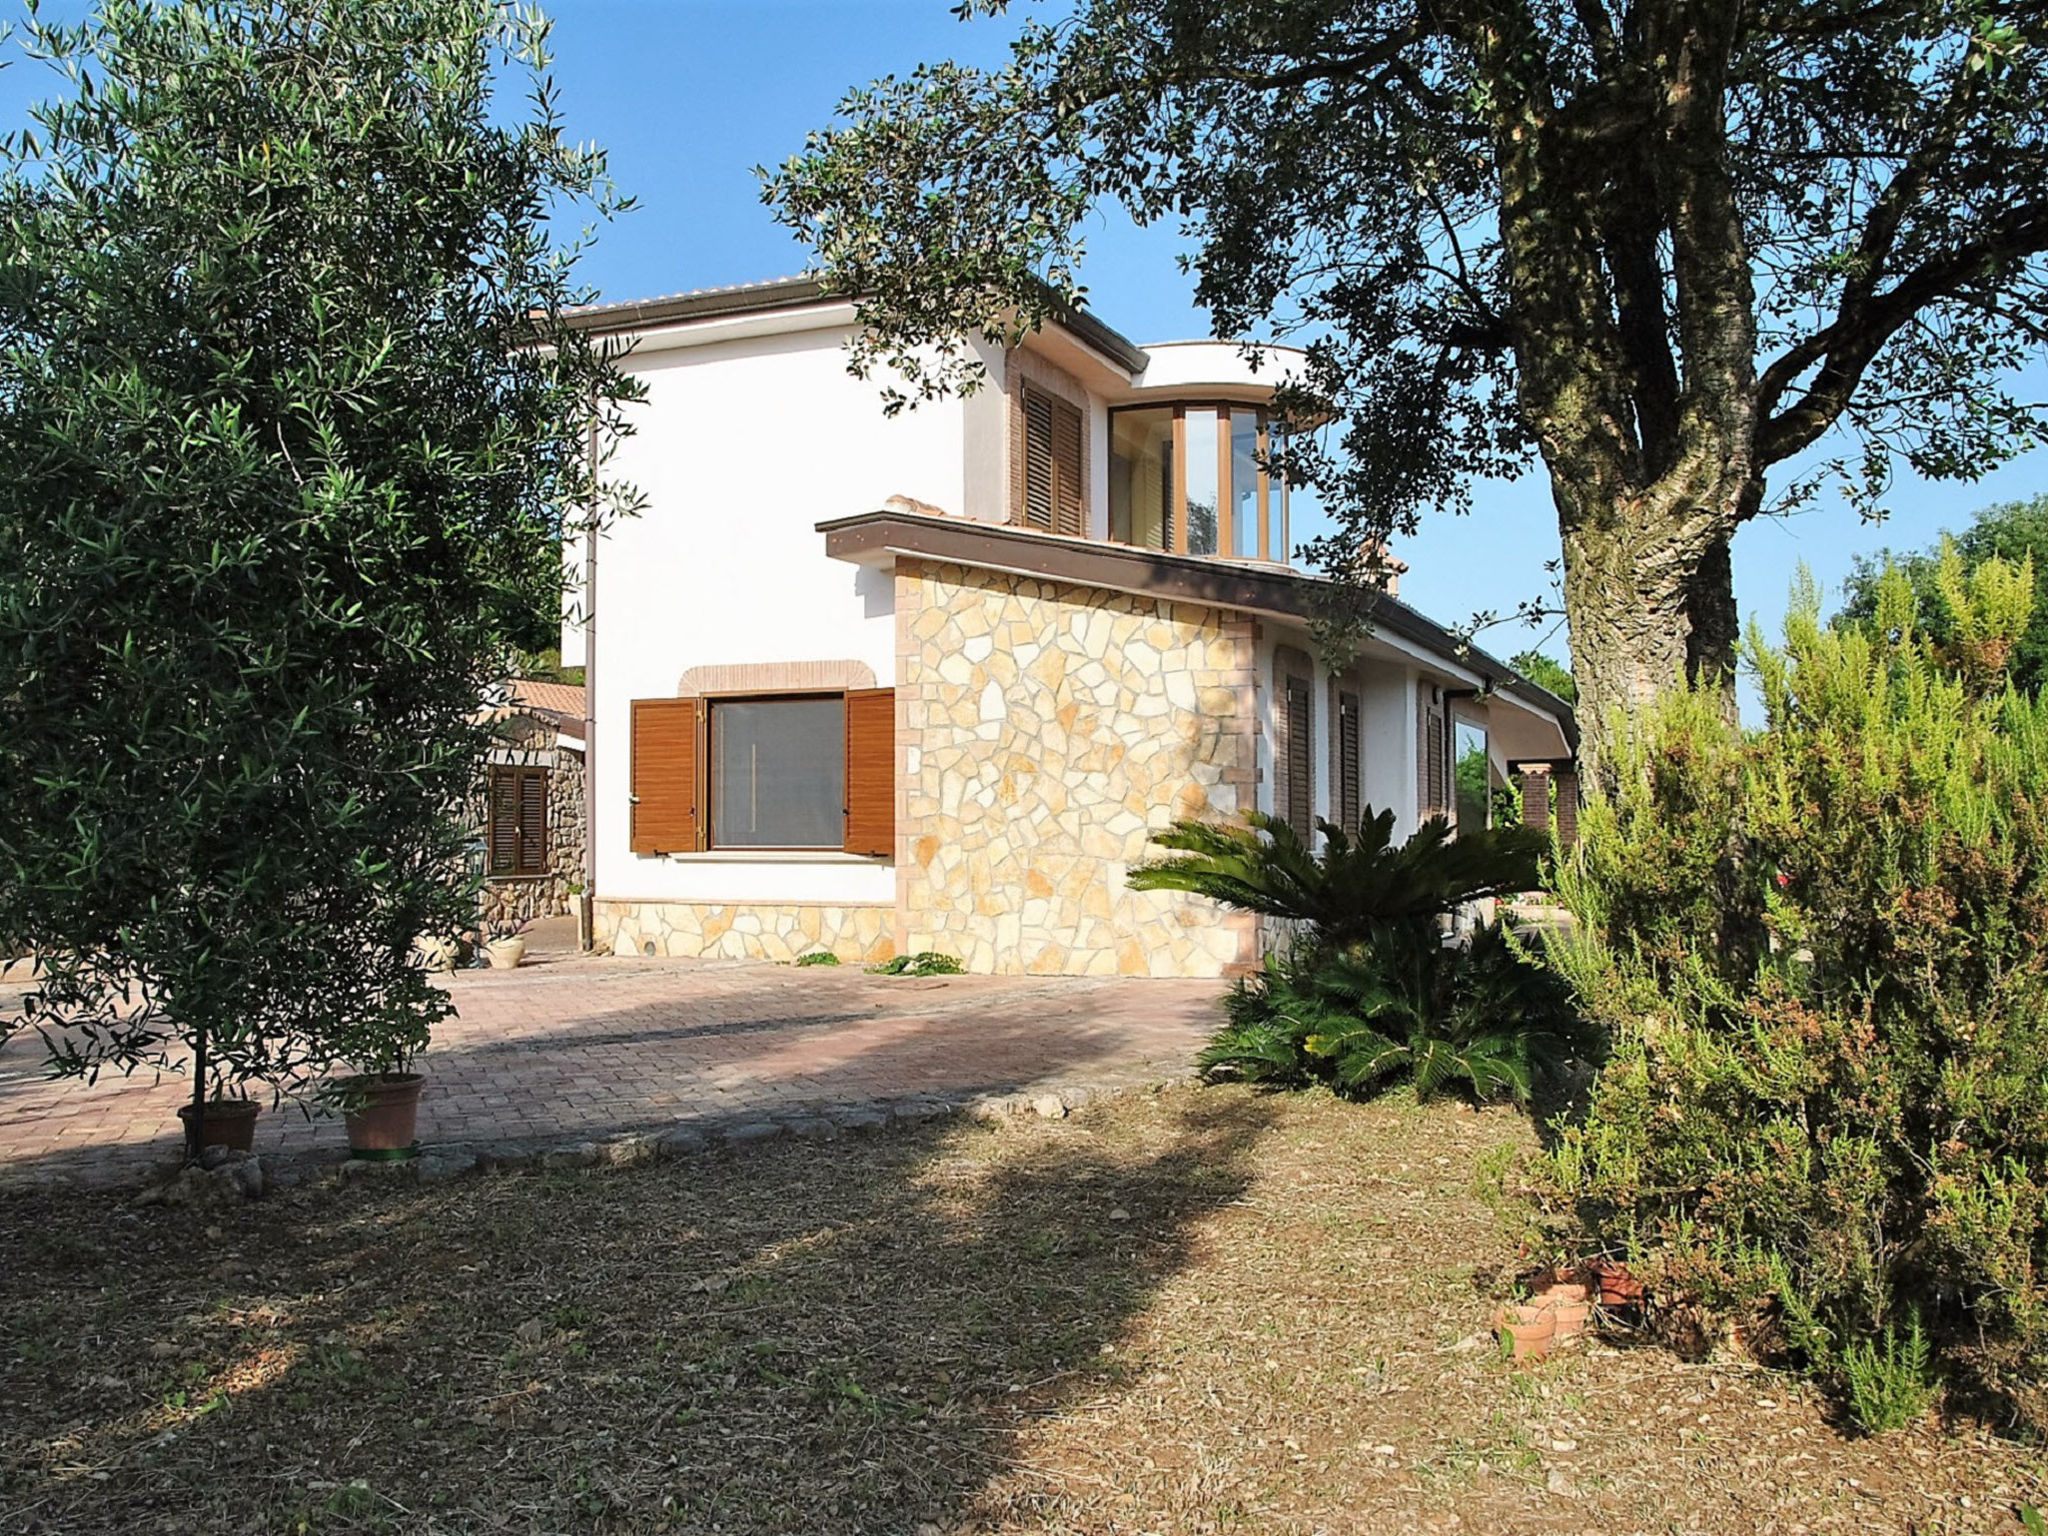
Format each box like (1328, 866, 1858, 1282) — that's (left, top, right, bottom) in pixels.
(487, 766, 519, 875)
(1283, 674, 1313, 843)
(843, 687, 896, 857)
(1051, 395, 1083, 536)
(1022, 389, 1055, 531)
(516, 768, 548, 874)
(1337, 691, 1361, 836)
(1021, 386, 1084, 536)
(630, 697, 700, 854)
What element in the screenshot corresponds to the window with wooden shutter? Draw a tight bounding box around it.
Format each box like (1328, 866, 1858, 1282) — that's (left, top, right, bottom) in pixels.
(1021, 385, 1084, 537)
(487, 765, 548, 876)
(1337, 690, 1361, 837)
(1283, 673, 1313, 843)
(842, 687, 896, 857)
(630, 697, 700, 854)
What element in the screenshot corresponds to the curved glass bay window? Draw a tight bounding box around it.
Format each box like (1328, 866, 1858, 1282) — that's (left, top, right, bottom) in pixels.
(1109, 403, 1291, 563)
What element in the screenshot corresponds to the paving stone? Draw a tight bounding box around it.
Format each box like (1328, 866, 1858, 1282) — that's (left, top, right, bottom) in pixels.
(0, 955, 1222, 1188)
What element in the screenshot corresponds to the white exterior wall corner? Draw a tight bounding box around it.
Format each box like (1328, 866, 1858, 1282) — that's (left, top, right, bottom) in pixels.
(588, 321, 965, 915)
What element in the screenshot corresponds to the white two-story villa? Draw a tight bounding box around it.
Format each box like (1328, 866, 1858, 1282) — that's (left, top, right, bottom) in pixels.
(557, 276, 1577, 976)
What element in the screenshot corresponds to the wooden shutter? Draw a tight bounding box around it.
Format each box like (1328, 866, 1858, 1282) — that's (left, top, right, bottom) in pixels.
(843, 688, 896, 857)
(516, 768, 548, 874)
(1283, 674, 1313, 843)
(630, 697, 700, 854)
(1051, 395, 1083, 536)
(487, 767, 519, 876)
(1337, 691, 1361, 836)
(1021, 386, 1084, 536)
(1022, 389, 1055, 531)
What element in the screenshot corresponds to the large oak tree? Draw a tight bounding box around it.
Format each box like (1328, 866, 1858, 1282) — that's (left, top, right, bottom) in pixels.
(766, 0, 2048, 769)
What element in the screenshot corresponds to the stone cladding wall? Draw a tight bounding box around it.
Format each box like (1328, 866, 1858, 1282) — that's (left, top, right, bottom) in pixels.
(894, 558, 1259, 976)
(478, 732, 586, 927)
(595, 901, 894, 964)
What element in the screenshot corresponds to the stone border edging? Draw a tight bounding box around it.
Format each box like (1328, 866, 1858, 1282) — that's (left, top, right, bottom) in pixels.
(113, 1060, 1204, 1206)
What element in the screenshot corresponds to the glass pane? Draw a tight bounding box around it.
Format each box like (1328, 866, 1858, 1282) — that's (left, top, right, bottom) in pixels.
(1270, 423, 1296, 564)
(1183, 408, 1219, 555)
(712, 697, 846, 848)
(1109, 408, 1174, 550)
(1454, 720, 1490, 833)
(1231, 411, 1261, 559)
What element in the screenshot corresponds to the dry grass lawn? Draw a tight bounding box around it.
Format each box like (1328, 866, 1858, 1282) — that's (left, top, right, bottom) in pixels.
(2, 1085, 2043, 1534)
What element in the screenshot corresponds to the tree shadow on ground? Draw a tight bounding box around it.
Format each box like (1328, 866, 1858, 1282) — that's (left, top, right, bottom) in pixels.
(0, 1089, 1277, 1533)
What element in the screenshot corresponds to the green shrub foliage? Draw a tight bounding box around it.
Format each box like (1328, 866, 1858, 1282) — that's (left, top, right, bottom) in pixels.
(0, 2, 637, 1135)
(1143, 807, 1579, 1103)
(1543, 564, 2048, 1429)
(1203, 922, 1589, 1103)
(1131, 807, 1545, 953)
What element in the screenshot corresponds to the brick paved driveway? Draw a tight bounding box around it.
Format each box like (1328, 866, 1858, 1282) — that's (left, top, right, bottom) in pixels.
(0, 952, 1227, 1187)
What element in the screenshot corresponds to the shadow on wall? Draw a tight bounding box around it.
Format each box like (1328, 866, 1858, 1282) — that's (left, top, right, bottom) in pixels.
(0, 1091, 1279, 1532)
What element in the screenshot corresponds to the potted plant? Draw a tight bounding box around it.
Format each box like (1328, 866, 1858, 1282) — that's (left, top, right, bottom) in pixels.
(176, 1086, 262, 1153)
(322, 1005, 432, 1162)
(482, 915, 530, 969)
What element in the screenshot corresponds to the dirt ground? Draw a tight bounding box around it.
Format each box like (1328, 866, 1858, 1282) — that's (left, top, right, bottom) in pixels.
(2, 1085, 2041, 1534)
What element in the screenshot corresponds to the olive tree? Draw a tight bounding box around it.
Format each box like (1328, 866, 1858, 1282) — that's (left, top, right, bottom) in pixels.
(0, 0, 638, 1156)
(765, 0, 2048, 770)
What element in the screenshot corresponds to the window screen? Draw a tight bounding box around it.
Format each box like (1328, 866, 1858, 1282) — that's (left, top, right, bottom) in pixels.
(711, 697, 846, 849)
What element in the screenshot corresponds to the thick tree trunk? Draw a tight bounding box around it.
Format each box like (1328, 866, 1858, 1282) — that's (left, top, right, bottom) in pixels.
(1559, 484, 1746, 784)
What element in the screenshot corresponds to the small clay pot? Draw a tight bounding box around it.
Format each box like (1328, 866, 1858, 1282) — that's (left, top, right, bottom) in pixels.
(1501, 1308, 1558, 1361)
(176, 1099, 260, 1153)
(484, 936, 527, 970)
(1590, 1259, 1646, 1307)
(331, 1072, 425, 1159)
(1546, 1299, 1593, 1340)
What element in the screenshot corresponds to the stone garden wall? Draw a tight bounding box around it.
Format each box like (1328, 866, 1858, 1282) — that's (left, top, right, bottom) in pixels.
(893, 559, 1259, 976)
(478, 724, 587, 927)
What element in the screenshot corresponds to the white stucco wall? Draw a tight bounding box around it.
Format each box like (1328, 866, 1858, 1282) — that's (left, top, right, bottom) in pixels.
(1359, 665, 1419, 840)
(583, 318, 968, 907)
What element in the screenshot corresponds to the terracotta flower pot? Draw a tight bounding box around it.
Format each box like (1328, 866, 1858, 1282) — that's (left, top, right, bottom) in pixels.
(332, 1072, 425, 1160)
(1499, 1306, 1558, 1361)
(1590, 1258, 1646, 1307)
(1545, 1299, 1593, 1340)
(484, 936, 527, 969)
(176, 1098, 260, 1153)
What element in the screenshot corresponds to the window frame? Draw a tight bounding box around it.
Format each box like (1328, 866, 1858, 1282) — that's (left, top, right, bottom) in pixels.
(1451, 715, 1492, 834)
(486, 762, 549, 879)
(1107, 402, 1288, 563)
(704, 690, 849, 854)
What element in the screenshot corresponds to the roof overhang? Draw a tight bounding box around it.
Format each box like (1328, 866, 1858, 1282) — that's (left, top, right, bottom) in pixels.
(820, 509, 1577, 756)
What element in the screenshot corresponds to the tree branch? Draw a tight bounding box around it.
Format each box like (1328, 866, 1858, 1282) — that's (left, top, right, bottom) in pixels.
(1759, 201, 2048, 464)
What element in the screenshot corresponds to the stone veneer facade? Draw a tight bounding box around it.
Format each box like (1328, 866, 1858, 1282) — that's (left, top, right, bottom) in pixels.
(594, 900, 895, 964)
(478, 725, 587, 927)
(893, 559, 1259, 976)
